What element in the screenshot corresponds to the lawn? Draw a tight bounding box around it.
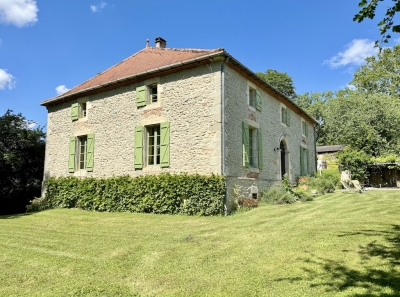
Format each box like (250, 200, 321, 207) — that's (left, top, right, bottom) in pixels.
(0, 190, 399, 297)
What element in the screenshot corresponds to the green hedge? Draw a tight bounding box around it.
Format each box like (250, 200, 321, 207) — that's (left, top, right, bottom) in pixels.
(28, 173, 225, 216)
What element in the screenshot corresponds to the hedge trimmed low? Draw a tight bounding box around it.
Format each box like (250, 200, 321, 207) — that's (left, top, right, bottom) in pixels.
(28, 173, 225, 216)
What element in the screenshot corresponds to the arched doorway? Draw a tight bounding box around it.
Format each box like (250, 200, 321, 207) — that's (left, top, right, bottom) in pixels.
(280, 140, 287, 179)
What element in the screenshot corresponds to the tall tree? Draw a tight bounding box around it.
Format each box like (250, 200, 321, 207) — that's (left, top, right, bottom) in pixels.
(350, 44, 400, 97)
(0, 110, 45, 215)
(354, 0, 400, 46)
(256, 69, 296, 99)
(320, 92, 400, 156)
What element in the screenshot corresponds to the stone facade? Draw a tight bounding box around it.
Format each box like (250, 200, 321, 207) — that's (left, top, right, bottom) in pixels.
(43, 53, 316, 210)
(43, 63, 222, 180)
(223, 65, 316, 203)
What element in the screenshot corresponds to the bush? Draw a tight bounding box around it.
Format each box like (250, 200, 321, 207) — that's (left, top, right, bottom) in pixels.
(28, 173, 225, 216)
(262, 184, 297, 204)
(309, 177, 336, 195)
(338, 147, 371, 180)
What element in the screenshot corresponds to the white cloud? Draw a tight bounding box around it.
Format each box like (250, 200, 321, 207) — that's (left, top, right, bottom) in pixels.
(324, 39, 378, 69)
(0, 68, 16, 90)
(55, 85, 70, 95)
(0, 0, 38, 27)
(90, 1, 107, 12)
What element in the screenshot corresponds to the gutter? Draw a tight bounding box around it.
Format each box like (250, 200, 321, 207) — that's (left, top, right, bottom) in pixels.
(221, 56, 229, 216)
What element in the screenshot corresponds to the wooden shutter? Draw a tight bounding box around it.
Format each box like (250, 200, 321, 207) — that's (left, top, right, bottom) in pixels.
(306, 149, 310, 175)
(257, 129, 263, 170)
(256, 90, 261, 111)
(242, 122, 250, 168)
(160, 122, 170, 168)
(86, 134, 95, 172)
(286, 109, 290, 126)
(136, 86, 147, 107)
(305, 123, 309, 136)
(68, 136, 76, 173)
(300, 146, 304, 176)
(71, 103, 79, 121)
(134, 126, 143, 169)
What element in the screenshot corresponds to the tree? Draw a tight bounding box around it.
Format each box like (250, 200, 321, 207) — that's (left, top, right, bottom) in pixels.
(0, 110, 45, 215)
(256, 69, 296, 99)
(350, 44, 400, 97)
(319, 92, 400, 156)
(354, 0, 400, 46)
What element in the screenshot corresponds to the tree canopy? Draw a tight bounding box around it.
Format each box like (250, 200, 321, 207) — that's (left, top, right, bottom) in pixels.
(256, 69, 296, 99)
(354, 0, 400, 46)
(350, 44, 400, 97)
(0, 110, 45, 215)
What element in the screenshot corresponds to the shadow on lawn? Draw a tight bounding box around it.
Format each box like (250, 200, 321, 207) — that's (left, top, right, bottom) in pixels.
(0, 213, 32, 219)
(278, 225, 400, 296)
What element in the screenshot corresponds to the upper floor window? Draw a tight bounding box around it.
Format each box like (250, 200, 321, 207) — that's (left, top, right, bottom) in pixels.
(281, 105, 290, 126)
(302, 120, 309, 137)
(136, 84, 158, 107)
(71, 102, 87, 121)
(248, 85, 261, 111)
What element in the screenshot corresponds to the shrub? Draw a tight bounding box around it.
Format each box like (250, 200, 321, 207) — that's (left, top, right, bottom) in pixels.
(338, 147, 371, 180)
(28, 173, 225, 216)
(262, 184, 297, 204)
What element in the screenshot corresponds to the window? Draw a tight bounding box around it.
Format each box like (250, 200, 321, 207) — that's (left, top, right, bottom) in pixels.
(242, 122, 263, 169)
(248, 86, 261, 111)
(281, 106, 290, 126)
(71, 102, 86, 121)
(147, 125, 161, 166)
(300, 146, 309, 176)
(149, 84, 158, 104)
(134, 122, 170, 169)
(136, 84, 158, 107)
(68, 134, 94, 172)
(302, 120, 308, 137)
(71, 102, 87, 121)
(79, 103, 87, 118)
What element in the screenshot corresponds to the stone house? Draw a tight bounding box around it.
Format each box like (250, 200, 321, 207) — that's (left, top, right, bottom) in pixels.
(41, 37, 317, 209)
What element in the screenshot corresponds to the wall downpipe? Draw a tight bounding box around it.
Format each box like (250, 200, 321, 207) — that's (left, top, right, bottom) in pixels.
(314, 124, 318, 173)
(221, 56, 229, 216)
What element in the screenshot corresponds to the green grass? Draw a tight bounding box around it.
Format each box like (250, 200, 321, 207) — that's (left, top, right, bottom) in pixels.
(1, 191, 399, 297)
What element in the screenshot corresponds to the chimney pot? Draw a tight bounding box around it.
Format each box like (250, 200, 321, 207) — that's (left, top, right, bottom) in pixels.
(155, 37, 167, 48)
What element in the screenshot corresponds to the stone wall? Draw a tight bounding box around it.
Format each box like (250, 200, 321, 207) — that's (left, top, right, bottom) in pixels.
(223, 65, 316, 204)
(43, 62, 223, 181)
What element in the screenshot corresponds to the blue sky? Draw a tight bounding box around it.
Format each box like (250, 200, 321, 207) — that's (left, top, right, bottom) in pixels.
(0, 0, 399, 128)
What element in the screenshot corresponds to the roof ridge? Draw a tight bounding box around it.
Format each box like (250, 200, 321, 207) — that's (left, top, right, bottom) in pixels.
(146, 47, 224, 53)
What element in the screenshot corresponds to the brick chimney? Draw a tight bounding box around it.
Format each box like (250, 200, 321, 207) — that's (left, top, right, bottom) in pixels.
(155, 37, 166, 48)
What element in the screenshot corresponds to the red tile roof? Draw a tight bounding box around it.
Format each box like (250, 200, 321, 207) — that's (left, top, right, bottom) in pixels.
(43, 47, 223, 104)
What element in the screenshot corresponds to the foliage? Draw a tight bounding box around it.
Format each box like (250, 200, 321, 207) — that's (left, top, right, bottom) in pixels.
(351, 45, 400, 98)
(0, 110, 45, 215)
(298, 171, 338, 195)
(354, 0, 400, 46)
(262, 174, 312, 204)
(29, 173, 225, 216)
(256, 69, 297, 99)
(338, 147, 371, 180)
(318, 91, 400, 156)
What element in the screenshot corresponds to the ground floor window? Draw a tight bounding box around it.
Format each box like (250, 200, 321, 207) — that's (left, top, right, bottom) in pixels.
(147, 125, 161, 166)
(68, 134, 94, 173)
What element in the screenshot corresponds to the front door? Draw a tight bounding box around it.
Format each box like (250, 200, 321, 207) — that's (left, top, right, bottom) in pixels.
(280, 141, 286, 179)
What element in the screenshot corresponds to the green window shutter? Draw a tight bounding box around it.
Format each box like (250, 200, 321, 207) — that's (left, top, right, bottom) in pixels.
(306, 149, 310, 175)
(256, 90, 261, 111)
(134, 126, 143, 169)
(257, 129, 263, 170)
(86, 134, 95, 172)
(286, 109, 290, 126)
(136, 86, 147, 107)
(71, 103, 79, 121)
(305, 123, 309, 136)
(300, 146, 304, 176)
(160, 122, 170, 168)
(68, 136, 76, 173)
(242, 122, 250, 168)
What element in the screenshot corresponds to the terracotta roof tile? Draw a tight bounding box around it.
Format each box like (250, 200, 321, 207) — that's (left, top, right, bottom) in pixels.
(57, 47, 222, 99)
